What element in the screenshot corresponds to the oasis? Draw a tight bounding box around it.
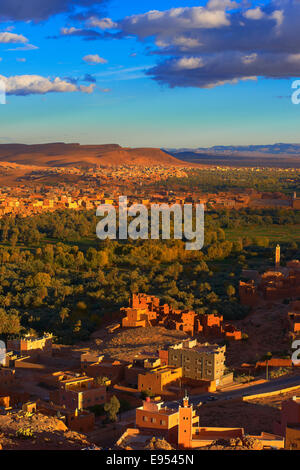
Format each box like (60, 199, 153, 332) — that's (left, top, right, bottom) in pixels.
(96, 196, 204, 251)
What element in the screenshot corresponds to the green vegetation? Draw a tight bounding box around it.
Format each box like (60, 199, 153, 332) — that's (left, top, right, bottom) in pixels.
(104, 395, 120, 422)
(140, 390, 155, 399)
(159, 168, 300, 194)
(226, 225, 300, 243)
(15, 427, 35, 439)
(0, 208, 298, 344)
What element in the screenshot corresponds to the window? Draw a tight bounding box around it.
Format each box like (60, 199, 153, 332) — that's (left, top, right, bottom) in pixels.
(143, 416, 148, 422)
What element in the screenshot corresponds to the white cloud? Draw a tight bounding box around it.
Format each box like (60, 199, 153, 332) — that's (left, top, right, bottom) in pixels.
(175, 57, 204, 69)
(0, 74, 95, 96)
(0, 32, 28, 43)
(243, 7, 265, 20)
(61, 27, 80, 35)
(83, 54, 107, 64)
(87, 17, 117, 30)
(207, 0, 238, 11)
(172, 36, 202, 48)
(79, 83, 95, 93)
(120, 7, 230, 40)
(119, 0, 300, 89)
(271, 9, 284, 27)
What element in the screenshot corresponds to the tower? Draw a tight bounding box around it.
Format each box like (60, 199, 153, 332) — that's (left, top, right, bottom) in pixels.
(275, 244, 280, 268)
(178, 392, 193, 448)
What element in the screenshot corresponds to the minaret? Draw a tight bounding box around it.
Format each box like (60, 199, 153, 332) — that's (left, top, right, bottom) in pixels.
(178, 391, 193, 448)
(275, 244, 280, 268)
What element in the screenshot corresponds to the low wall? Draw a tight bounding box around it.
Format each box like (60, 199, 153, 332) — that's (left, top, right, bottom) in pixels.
(14, 357, 48, 370)
(243, 384, 300, 401)
(220, 378, 266, 392)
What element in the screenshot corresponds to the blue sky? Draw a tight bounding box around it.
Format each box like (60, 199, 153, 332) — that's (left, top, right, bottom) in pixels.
(0, 0, 299, 148)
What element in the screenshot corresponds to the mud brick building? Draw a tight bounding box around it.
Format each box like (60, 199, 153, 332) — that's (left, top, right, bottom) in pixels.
(34, 401, 95, 433)
(118, 395, 283, 449)
(136, 397, 180, 442)
(121, 294, 241, 339)
(82, 357, 129, 385)
(125, 358, 162, 388)
(0, 368, 16, 388)
(274, 396, 300, 449)
(7, 333, 53, 357)
(50, 375, 106, 411)
(137, 365, 182, 395)
(195, 314, 242, 340)
(240, 251, 300, 306)
(121, 293, 159, 328)
(167, 340, 227, 385)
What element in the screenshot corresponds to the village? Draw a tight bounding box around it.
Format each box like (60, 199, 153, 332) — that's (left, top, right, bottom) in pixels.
(0, 160, 299, 220)
(0, 244, 300, 450)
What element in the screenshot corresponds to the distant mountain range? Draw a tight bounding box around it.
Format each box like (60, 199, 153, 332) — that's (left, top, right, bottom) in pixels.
(0, 143, 183, 168)
(166, 143, 300, 155)
(165, 143, 300, 168)
(0, 142, 299, 169)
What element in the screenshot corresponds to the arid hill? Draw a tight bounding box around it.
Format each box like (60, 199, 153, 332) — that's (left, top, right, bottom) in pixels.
(0, 410, 92, 450)
(0, 143, 184, 168)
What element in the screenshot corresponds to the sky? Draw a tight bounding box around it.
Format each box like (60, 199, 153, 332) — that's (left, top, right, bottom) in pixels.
(0, 0, 300, 148)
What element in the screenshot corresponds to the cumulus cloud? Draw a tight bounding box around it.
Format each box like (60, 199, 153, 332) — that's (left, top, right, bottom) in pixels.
(59, 26, 104, 39)
(0, 32, 28, 43)
(0, 74, 95, 96)
(87, 16, 117, 29)
(118, 0, 300, 89)
(207, 0, 239, 10)
(83, 53, 107, 64)
(175, 57, 204, 70)
(0, 0, 107, 22)
(243, 7, 265, 20)
(120, 7, 230, 40)
(56, 14, 120, 40)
